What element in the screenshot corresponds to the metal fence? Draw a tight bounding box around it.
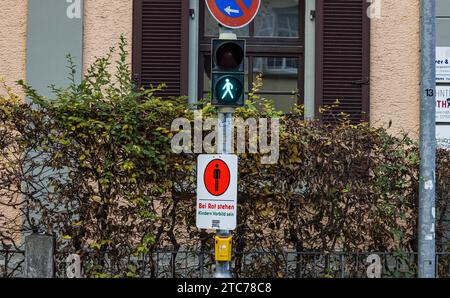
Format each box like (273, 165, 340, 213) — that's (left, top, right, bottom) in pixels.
(116, 250, 450, 278)
(3, 247, 450, 278)
(0, 248, 25, 278)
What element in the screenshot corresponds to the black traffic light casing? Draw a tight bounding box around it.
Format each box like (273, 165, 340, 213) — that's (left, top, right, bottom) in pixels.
(211, 39, 246, 107)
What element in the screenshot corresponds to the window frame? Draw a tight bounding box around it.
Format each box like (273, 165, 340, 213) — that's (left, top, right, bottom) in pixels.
(198, 0, 305, 109)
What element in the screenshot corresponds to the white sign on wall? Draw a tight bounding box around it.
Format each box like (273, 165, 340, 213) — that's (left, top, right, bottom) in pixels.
(436, 47, 450, 83)
(437, 125, 450, 150)
(196, 154, 238, 230)
(436, 86, 450, 123)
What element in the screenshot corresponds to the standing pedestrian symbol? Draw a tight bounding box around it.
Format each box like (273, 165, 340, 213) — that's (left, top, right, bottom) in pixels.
(204, 159, 231, 196)
(222, 79, 234, 99)
(214, 164, 221, 192)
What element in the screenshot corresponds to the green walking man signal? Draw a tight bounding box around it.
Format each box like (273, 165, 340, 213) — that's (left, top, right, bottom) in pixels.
(215, 76, 243, 104)
(222, 79, 234, 99)
(211, 39, 246, 107)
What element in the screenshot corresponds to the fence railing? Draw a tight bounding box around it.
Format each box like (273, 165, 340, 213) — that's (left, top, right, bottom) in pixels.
(75, 250, 449, 278)
(0, 248, 25, 278)
(2, 241, 450, 278)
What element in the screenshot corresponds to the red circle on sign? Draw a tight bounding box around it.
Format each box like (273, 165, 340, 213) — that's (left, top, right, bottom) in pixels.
(204, 159, 231, 196)
(206, 0, 261, 29)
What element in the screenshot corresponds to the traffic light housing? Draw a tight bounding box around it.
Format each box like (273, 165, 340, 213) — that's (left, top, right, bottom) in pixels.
(211, 39, 246, 107)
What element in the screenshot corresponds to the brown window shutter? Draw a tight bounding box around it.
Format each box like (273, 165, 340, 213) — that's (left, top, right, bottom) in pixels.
(132, 0, 189, 97)
(315, 0, 370, 123)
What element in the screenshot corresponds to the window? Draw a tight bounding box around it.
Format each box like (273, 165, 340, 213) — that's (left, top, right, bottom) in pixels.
(133, 0, 370, 123)
(437, 0, 450, 47)
(199, 0, 305, 113)
(254, 57, 298, 76)
(254, 5, 299, 37)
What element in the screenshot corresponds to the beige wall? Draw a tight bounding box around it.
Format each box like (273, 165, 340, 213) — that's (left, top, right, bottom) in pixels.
(370, 0, 420, 137)
(0, 0, 133, 243)
(83, 0, 133, 72)
(0, 0, 27, 96)
(0, 0, 133, 97)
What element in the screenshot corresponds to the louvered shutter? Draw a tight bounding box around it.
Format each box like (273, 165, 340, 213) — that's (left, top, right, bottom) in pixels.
(132, 0, 189, 97)
(315, 0, 370, 123)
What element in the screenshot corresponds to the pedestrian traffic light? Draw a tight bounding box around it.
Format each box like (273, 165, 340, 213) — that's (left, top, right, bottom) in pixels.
(211, 39, 246, 107)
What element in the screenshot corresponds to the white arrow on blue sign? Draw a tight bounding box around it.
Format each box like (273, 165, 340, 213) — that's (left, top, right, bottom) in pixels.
(206, 0, 261, 29)
(214, 0, 248, 17)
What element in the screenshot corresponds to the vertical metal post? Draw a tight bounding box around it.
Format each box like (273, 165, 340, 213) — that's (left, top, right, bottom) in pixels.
(188, 0, 200, 104)
(215, 109, 234, 278)
(418, 0, 436, 278)
(213, 26, 237, 279)
(304, 0, 316, 119)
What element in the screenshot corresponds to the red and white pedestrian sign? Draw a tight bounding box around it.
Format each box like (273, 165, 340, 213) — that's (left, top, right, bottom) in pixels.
(206, 0, 261, 29)
(196, 154, 238, 230)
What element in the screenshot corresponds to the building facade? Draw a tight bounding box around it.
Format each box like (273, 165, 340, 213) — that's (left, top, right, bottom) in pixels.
(0, 0, 449, 139)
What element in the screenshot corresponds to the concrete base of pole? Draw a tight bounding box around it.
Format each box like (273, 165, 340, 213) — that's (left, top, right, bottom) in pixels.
(25, 234, 55, 278)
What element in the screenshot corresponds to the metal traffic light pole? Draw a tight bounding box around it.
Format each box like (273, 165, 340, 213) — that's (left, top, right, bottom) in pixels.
(418, 0, 436, 278)
(214, 25, 236, 279)
(214, 109, 234, 278)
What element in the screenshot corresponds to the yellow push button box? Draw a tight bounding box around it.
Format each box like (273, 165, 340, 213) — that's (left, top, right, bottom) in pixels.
(215, 235, 232, 261)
